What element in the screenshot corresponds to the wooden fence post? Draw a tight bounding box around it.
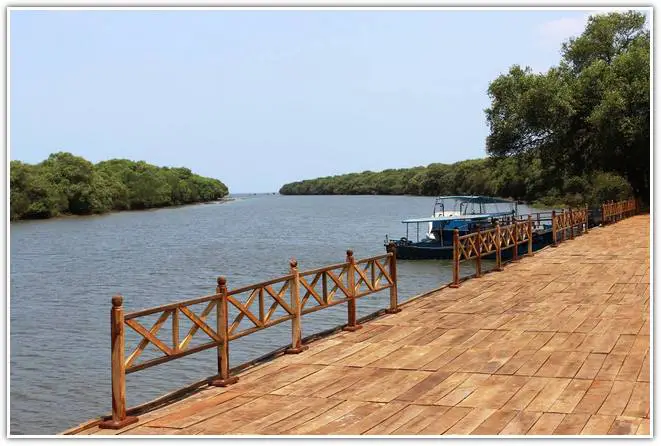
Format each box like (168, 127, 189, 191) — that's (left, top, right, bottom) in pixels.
(99, 296, 138, 429)
(475, 227, 482, 278)
(512, 221, 519, 262)
(343, 250, 362, 331)
(584, 205, 589, 233)
(551, 210, 558, 247)
(527, 215, 533, 256)
(495, 223, 503, 271)
(285, 259, 308, 354)
(385, 242, 401, 314)
(211, 277, 238, 387)
(450, 229, 460, 288)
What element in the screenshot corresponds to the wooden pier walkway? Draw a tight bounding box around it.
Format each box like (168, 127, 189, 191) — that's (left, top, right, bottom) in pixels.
(72, 215, 650, 436)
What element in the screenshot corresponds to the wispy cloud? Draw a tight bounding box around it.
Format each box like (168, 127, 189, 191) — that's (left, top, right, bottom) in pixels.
(537, 8, 651, 50)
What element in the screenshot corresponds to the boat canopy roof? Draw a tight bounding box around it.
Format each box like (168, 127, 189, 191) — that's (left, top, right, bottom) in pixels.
(401, 214, 496, 224)
(435, 195, 516, 204)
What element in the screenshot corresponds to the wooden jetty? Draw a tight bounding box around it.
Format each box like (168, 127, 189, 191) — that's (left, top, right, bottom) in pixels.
(65, 202, 648, 436)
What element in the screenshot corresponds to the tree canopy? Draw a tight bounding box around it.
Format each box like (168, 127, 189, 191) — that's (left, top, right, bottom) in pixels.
(10, 153, 229, 220)
(279, 157, 632, 208)
(485, 11, 649, 203)
(280, 11, 648, 208)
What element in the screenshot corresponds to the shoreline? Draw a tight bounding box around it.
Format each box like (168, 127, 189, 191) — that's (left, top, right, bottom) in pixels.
(9, 197, 235, 224)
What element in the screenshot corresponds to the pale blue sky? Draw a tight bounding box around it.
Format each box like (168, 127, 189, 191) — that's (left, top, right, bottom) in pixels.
(9, 8, 646, 192)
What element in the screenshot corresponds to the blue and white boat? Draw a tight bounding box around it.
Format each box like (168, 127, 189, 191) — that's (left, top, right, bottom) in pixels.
(385, 195, 551, 260)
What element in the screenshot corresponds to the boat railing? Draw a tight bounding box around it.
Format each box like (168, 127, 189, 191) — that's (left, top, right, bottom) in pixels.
(601, 198, 638, 225)
(98, 248, 399, 429)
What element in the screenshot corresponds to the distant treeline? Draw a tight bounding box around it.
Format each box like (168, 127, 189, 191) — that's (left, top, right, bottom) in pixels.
(281, 12, 649, 209)
(278, 157, 633, 208)
(10, 152, 229, 221)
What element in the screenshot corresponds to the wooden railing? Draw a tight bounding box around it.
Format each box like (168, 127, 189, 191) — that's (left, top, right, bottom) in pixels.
(450, 207, 591, 287)
(551, 206, 589, 247)
(450, 217, 533, 287)
(602, 198, 638, 225)
(98, 246, 399, 429)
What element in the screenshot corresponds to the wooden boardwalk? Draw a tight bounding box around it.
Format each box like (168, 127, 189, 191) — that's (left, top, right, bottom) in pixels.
(74, 215, 650, 436)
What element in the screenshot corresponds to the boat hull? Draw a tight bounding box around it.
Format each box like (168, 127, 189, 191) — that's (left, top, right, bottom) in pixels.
(389, 229, 555, 261)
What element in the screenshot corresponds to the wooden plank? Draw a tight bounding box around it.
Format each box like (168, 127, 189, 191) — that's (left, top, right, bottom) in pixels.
(434, 373, 492, 406)
(470, 409, 518, 435)
(417, 406, 473, 435)
(333, 401, 410, 435)
(364, 404, 433, 434)
(147, 393, 258, 429)
(395, 371, 452, 402)
(553, 413, 591, 434)
(232, 397, 334, 434)
(502, 377, 549, 411)
(637, 353, 650, 382)
(259, 399, 345, 434)
(229, 364, 325, 394)
(527, 413, 566, 434)
(525, 378, 571, 412)
(335, 342, 402, 367)
(306, 402, 386, 434)
(572, 380, 614, 414)
(597, 381, 635, 416)
(580, 414, 616, 435)
(622, 382, 650, 418)
(608, 416, 642, 435)
(314, 367, 385, 399)
(548, 379, 592, 413)
(595, 353, 626, 380)
(574, 353, 607, 379)
(500, 411, 543, 435)
(457, 375, 528, 409)
(445, 408, 496, 434)
(420, 347, 469, 371)
(636, 418, 650, 435)
(515, 350, 552, 376)
(344, 369, 431, 403)
(616, 354, 645, 381)
(402, 372, 471, 405)
(388, 405, 452, 435)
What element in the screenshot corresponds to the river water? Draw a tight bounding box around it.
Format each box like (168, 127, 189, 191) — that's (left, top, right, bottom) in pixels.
(10, 194, 538, 434)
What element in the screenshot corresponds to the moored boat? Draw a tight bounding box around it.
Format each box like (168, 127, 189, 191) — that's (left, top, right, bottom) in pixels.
(385, 196, 553, 260)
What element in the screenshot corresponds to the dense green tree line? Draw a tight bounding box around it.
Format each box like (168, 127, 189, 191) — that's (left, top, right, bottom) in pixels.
(280, 12, 648, 208)
(10, 152, 229, 220)
(278, 157, 632, 208)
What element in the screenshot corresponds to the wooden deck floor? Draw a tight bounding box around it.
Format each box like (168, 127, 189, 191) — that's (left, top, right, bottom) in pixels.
(76, 215, 650, 436)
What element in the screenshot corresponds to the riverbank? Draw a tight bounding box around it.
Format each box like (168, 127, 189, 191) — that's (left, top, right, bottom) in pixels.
(10, 153, 229, 221)
(9, 197, 235, 223)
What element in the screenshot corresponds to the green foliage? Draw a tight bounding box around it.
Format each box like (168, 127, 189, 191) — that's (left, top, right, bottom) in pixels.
(10, 153, 229, 221)
(485, 11, 649, 204)
(279, 157, 547, 199)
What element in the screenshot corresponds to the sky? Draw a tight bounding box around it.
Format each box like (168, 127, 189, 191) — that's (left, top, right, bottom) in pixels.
(9, 8, 650, 193)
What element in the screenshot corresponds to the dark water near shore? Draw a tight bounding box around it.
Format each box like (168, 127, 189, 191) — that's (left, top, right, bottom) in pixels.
(10, 194, 537, 434)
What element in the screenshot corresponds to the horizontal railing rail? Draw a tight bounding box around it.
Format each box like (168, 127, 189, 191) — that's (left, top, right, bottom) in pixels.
(98, 247, 399, 429)
(551, 206, 589, 247)
(451, 207, 592, 287)
(450, 216, 533, 287)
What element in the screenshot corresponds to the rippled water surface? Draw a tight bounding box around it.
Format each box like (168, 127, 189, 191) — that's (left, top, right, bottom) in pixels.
(10, 195, 538, 434)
